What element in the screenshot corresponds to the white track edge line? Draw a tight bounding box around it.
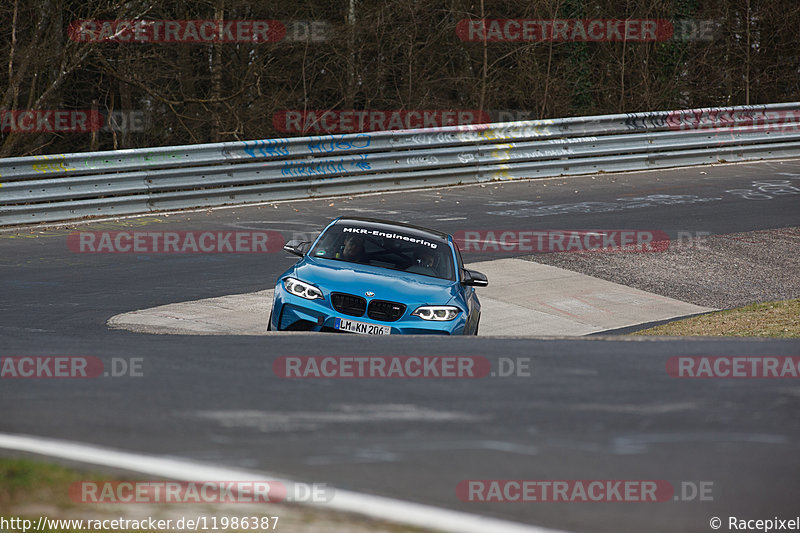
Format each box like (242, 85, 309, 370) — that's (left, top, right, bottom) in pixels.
(0, 433, 571, 533)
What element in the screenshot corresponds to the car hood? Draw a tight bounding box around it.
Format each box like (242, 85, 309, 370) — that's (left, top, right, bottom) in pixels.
(290, 257, 461, 306)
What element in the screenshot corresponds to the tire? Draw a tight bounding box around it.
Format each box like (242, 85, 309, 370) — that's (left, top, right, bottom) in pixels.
(473, 317, 480, 336)
(267, 311, 273, 331)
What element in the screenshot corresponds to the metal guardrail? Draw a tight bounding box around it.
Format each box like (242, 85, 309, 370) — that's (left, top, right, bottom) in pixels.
(1, 102, 799, 226)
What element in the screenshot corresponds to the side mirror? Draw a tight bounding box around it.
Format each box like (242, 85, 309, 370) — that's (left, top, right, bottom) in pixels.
(283, 240, 312, 257)
(461, 269, 488, 287)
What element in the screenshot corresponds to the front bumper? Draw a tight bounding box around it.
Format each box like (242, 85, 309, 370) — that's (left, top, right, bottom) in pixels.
(271, 285, 467, 335)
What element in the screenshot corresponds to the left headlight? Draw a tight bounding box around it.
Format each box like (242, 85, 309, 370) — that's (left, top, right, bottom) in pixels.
(412, 305, 461, 321)
(283, 277, 323, 300)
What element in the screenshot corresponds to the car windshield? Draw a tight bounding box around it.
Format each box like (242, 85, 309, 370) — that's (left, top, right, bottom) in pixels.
(310, 224, 454, 280)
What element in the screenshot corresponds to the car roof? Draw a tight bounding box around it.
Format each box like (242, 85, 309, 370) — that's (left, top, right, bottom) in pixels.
(332, 217, 450, 242)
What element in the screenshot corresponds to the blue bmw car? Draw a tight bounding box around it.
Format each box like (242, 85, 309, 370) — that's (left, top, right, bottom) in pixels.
(269, 217, 487, 335)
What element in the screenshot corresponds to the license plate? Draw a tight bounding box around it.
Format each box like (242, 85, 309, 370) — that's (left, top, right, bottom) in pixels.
(334, 317, 391, 335)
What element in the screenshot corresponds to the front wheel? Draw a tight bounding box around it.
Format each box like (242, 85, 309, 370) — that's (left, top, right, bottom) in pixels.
(267, 311, 273, 331)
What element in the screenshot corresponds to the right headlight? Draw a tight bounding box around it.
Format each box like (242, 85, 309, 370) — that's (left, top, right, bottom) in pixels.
(411, 305, 461, 321)
(283, 277, 323, 300)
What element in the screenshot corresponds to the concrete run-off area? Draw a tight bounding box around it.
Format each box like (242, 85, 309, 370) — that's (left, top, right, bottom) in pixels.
(107, 258, 711, 336)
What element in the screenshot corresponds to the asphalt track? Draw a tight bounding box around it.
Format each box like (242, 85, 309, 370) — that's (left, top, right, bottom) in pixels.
(1, 159, 800, 532)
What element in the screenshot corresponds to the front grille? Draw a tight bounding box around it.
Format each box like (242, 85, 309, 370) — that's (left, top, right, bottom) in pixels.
(367, 300, 406, 322)
(331, 292, 367, 317)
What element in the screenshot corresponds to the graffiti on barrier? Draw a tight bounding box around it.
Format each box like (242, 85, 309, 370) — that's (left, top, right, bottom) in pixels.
(281, 153, 371, 177)
(31, 154, 77, 174)
(306, 133, 370, 153)
(243, 139, 291, 158)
